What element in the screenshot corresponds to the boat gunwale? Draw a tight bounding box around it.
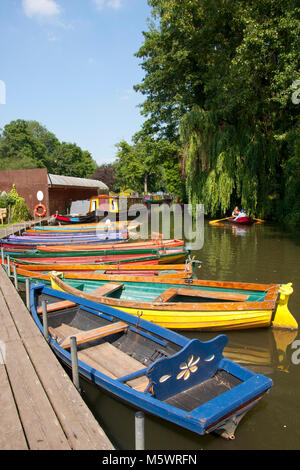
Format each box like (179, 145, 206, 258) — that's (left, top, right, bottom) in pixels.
(49, 273, 280, 313)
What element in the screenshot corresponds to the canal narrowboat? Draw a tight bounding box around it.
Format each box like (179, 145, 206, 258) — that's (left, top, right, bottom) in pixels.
(48, 273, 298, 331)
(30, 282, 273, 440)
(50, 210, 98, 225)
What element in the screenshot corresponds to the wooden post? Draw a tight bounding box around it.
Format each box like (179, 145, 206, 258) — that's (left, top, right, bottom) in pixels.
(13, 264, 18, 291)
(42, 300, 49, 342)
(25, 278, 31, 311)
(135, 412, 145, 450)
(70, 337, 81, 393)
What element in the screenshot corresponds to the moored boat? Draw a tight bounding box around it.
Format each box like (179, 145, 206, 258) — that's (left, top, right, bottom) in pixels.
(4, 247, 189, 265)
(228, 216, 253, 225)
(49, 273, 298, 331)
(30, 282, 273, 439)
(36, 238, 184, 252)
(12, 263, 194, 280)
(50, 210, 97, 225)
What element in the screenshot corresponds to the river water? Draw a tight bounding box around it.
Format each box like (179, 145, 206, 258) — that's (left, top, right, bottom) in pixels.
(74, 219, 300, 450)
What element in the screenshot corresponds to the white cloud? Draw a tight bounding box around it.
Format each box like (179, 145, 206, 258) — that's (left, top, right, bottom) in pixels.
(22, 0, 61, 18)
(107, 0, 122, 8)
(93, 0, 122, 10)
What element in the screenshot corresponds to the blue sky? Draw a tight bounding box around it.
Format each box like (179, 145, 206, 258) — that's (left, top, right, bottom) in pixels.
(0, 0, 151, 165)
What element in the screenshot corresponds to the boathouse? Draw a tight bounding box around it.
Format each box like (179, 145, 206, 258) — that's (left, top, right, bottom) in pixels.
(0, 168, 108, 217)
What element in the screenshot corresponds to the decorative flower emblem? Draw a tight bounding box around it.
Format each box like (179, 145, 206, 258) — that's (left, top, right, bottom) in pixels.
(176, 355, 200, 381)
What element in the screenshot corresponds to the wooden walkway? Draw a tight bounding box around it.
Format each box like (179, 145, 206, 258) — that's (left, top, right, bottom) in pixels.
(0, 266, 114, 450)
(0, 218, 50, 240)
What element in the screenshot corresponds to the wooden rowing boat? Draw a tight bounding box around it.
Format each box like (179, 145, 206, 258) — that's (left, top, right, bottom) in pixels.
(13, 263, 193, 281)
(26, 220, 136, 233)
(36, 238, 184, 252)
(0, 234, 128, 250)
(48, 273, 297, 331)
(228, 216, 253, 225)
(5, 247, 189, 265)
(30, 282, 273, 439)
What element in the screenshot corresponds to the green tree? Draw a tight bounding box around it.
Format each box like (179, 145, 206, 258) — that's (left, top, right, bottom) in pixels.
(134, 0, 300, 221)
(0, 119, 97, 178)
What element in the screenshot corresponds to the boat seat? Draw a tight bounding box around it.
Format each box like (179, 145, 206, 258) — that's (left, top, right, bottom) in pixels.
(37, 300, 77, 314)
(154, 287, 249, 303)
(88, 282, 124, 297)
(78, 341, 149, 392)
(49, 323, 82, 341)
(59, 321, 128, 349)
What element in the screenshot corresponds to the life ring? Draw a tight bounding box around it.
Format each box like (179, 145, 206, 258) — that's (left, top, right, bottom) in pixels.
(34, 203, 47, 217)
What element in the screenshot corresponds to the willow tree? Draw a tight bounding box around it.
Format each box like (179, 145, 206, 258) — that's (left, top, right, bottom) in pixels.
(135, 0, 300, 220)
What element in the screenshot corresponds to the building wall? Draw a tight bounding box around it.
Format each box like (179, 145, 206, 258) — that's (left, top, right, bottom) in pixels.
(48, 187, 102, 215)
(0, 168, 108, 217)
(0, 168, 49, 216)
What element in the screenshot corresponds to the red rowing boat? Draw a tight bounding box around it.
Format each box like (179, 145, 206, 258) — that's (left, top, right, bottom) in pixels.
(228, 216, 253, 225)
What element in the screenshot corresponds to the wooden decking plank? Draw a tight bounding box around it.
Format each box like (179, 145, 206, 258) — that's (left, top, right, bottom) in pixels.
(28, 335, 114, 450)
(5, 339, 71, 450)
(0, 267, 114, 450)
(0, 288, 20, 343)
(0, 364, 28, 450)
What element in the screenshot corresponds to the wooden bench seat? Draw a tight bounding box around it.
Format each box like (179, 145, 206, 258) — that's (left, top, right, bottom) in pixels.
(49, 323, 82, 340)
(36, 283, 123, 315)
(154, 287, 249, 303)
(78, 342, 149, 392)
(59, 321, 128, 349)
(37, 300, 76, 314)
(90, 283, 124, 297)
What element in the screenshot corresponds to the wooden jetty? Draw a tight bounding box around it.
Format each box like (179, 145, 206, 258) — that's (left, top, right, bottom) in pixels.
(0, 217, 49, 240)
(0, 265, 114, 450)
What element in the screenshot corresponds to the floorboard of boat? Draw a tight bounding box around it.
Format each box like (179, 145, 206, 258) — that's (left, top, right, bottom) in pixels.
(164, 370, 242, 412)
(78, 342, 149, 391)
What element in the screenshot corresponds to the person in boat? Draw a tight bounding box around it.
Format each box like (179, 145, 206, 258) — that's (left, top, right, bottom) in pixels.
(232, 206, 240, 217)
(234, 209, 248, 220)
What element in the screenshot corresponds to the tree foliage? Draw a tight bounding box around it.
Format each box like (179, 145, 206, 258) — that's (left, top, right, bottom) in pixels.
(134, 0, 300, 222)
(92, 163, 118, 192)
(0, 185, 31, 222)
(0, 120, 97, 178)
(114, 138, 185, 199)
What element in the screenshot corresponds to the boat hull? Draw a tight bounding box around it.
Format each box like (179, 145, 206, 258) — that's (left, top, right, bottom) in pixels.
(228, 217, 253, 225)
(49, 274, 297, 331)
(30, 283, 273, 439)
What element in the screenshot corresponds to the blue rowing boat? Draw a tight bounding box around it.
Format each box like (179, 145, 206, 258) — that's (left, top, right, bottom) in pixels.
(30, 283, 273, 439)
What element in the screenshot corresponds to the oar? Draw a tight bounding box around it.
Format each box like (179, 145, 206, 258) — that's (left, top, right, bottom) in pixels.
(209, 216, 234, 225)
(253, 217, 264, 223)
